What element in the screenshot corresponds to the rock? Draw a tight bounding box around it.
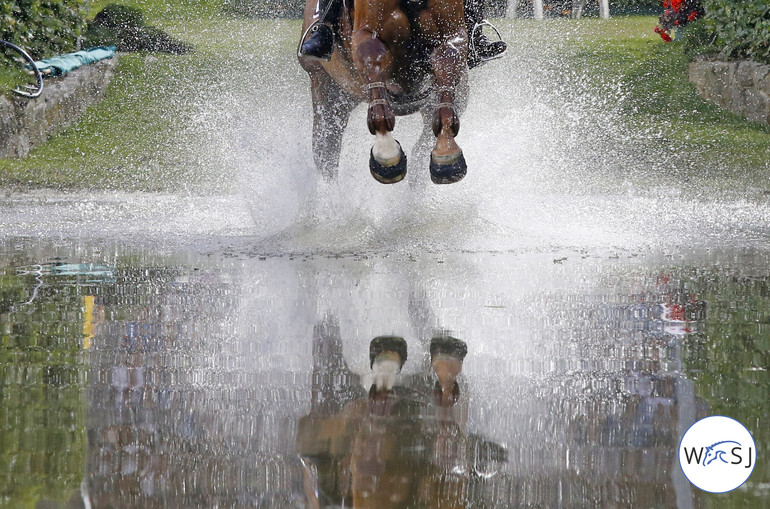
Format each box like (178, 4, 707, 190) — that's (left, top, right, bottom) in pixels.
(688, 57, 770, 125)
(0, 59, 116, 159)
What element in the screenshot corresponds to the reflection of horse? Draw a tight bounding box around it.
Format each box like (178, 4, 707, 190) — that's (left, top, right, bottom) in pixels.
(296, 321, 507, 506)
(299, 0, 471, 184)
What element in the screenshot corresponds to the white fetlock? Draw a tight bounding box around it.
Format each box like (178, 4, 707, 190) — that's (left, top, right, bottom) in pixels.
(373, 132, 402, 167)
(372, 351, 402, 391)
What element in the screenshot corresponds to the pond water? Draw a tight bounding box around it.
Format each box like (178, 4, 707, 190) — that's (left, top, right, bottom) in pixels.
(0, 230, 768, 507)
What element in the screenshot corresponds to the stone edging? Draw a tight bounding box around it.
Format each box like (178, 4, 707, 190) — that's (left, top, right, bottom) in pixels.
(0, 58, 117, 159)
(688, 57, 770, 125)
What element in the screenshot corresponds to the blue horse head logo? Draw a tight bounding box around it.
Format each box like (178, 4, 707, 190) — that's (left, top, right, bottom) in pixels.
(703, 440, 741, 466)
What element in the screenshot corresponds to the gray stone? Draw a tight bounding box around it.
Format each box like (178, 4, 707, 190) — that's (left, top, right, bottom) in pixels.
(744, 89, 770, 123)
(752, 64, 770, 87)
(735, 60, 761, 87)
(0, 58, 117, 159)
(688, 57, 770, 125)
(759, 71, 770, 96)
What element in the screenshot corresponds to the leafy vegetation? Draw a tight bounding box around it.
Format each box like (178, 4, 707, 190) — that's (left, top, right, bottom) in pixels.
(564, 17, 770, 182)
(654, 1, 770, 64)
(696, 0, 770, 63)
(682, 269, 770, 508)
(0, 271, 87, 508)
(0, 0, 85, 60)
(223, 0, 303, 18)
(1, 0, 85, 95)
(1, 11, 768, 191)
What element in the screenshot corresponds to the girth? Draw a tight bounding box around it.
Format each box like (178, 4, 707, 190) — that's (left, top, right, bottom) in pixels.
(400, 0, 429, 18)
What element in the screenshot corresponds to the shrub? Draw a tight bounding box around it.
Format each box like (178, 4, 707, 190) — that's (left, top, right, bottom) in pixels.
(699, 0, 770, 63)
(654, 1, 705, 42)
(655, 0, 770, 64)
(0, 0, 86, 59)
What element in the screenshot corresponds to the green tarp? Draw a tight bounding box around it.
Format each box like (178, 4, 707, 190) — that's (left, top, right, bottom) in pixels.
(33, 46, 117, 77)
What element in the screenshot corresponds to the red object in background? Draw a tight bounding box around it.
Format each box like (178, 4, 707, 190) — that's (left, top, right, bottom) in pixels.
(655, 0, 704, 42)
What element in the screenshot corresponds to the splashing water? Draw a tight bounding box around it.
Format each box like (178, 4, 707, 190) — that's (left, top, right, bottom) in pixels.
(1, 20, 768, 256)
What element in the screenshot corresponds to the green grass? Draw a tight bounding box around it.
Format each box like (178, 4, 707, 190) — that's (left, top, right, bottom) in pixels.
(86, 0, 225, 20)
(503, 16, 770, 190)
(565, 17, 770, 173)
(0, 13, 299, 192)
(0, 13, 768, 191)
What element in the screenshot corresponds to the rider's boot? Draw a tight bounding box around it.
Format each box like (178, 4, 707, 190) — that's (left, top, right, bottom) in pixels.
(465, 0, 507, 68)
(299, 0, 341, 61)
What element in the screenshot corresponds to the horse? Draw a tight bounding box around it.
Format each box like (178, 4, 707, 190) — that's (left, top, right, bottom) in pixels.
(299, 0, 471, 184)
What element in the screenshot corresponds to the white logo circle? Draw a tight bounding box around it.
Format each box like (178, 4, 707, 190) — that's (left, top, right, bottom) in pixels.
(679, 415, 756, 493)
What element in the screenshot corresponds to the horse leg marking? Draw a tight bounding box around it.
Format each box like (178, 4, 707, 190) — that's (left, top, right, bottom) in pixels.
(372, 131, 402, 166)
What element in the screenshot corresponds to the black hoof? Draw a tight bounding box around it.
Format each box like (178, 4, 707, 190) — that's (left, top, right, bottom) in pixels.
(369, 145, 407, 184)
(430, 152, 466, 184)
(430, 335, 468, 361)
(369, 336, 408, 369)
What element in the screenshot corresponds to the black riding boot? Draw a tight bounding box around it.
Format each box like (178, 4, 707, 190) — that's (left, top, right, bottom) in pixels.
(299, 0, 342, 61)
(465, 0, 507, 68)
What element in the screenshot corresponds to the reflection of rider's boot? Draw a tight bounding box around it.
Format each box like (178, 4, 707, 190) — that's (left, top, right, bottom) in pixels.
(465, 0, 507, 68)
(430, 335, 467, 407)
(299, 0, 341, 61)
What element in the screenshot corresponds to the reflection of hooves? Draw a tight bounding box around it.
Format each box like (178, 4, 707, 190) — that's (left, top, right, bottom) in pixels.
(430, 152, 466, 184)
(369, 336, 407, 368)
(370, 336, 407, 392)
(434, 380, 461, 407)
(430, 335, 468, 361)
(370, 146, 407, 184)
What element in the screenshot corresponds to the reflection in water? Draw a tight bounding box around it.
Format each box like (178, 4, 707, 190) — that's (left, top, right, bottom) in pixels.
(0, 244, 768, 507)
(0, 264, 88, 508)
(297, 329, 506, 507)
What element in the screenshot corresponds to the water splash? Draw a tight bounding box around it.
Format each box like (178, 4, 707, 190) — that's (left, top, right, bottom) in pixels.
(2, 21, 768, 256)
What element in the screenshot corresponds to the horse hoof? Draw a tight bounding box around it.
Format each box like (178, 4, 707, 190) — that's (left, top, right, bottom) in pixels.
(369, 146, 407, 184)
(430, 152, 467, 184)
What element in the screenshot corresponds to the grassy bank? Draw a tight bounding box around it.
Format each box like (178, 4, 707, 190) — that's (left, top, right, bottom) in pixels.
(0, 13, 768, 191)
(562, 16, 770, 178)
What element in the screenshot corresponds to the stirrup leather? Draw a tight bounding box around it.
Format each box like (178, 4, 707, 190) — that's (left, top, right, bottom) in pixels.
(469, 20, 506, 64)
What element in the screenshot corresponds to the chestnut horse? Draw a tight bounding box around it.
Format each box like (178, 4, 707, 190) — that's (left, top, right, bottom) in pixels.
(299, 0, 470, 184)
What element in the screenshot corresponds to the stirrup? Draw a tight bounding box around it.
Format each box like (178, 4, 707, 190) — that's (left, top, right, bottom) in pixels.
(297, 20, 335, 60)
(469, 20, 506, 65)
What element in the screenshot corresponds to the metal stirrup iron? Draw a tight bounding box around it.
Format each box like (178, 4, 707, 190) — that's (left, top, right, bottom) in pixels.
(470, 20, 506, 63)
(1, 40, 43, 98)
(364, 82, 386, 92)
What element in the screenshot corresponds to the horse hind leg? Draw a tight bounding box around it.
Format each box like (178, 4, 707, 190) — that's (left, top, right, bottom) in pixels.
(310, 71, 356, 181)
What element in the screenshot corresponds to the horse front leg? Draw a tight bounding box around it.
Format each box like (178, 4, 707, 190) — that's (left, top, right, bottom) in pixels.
(309, 70, 356, 181)
(430, 31, 468, 184)
(352, 31, 407, 184)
